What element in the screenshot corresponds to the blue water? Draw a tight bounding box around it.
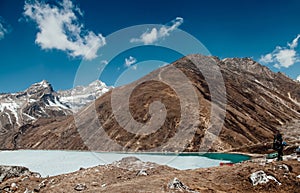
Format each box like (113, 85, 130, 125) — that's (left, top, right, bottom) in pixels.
(0, 150, 250, 177)
(117, 152, 250, 163)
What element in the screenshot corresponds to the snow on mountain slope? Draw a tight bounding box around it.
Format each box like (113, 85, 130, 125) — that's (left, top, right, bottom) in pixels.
(58, 80, 111, 112)
(0, 80, 111, 138)
(0, 80, 71, 132)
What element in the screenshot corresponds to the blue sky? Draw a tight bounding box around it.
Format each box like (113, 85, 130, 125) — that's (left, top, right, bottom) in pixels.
(0, 0, 300, 92)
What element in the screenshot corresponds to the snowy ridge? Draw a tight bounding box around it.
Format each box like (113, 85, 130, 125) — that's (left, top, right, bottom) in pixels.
(0, 80, 111, 131)
(58, 80, 112, 112)
(0, 80, 70, 128)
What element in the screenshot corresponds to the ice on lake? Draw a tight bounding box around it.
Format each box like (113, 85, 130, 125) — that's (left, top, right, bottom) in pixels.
(0, 150, 248, 177)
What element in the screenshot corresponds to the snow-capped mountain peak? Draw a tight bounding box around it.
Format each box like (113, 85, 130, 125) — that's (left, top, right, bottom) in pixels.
(0, 79, 111, 134)
(58, 80, 112, 112)
(25, 80, 53, 96)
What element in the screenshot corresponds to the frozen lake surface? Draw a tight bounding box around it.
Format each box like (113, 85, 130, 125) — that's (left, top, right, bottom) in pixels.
(0, 150, 250, 177)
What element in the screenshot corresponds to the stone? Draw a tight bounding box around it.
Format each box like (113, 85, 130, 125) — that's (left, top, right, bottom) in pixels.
(39, 179, 47, 189)
(136, 169, 148, 176)
(277, 164, 289, 173)
(11, 182, 18, 191)
(250, 170, 281, 186)
(74, 183, 87, 191)
(24, 188, 33, 193)
(49, 178, 57, 185)
(0, 166, 34, 183)
(91, 182, 99, 186)
(168, 178, 198, 193)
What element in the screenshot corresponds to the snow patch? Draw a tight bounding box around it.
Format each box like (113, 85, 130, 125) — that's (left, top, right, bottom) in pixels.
(23, 113, 36, 120)
(58, 80, 111, 112)
(47, 98, 68, 110)
(0, 102, 20, 125)
(29, 99, 37, 103)
(4, 112, 12, 125)
(54, 97, 69, 109)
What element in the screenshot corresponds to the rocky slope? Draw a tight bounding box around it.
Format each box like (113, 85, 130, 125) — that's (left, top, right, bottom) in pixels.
(0, 80, 69, 128)
(2, 54, 300, 151)
(0, 157, 300, 193)
(0, 80, 110, 149)
(0, 80, 71, 149)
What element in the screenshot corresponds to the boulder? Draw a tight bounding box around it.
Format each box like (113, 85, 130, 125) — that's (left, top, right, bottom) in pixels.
(74, 183, 87, 191)
(0, 165, 38, 183)
(250, 170, 281, 186)
(10, 182, 18, 191)
(136, 169, 148, 176)
(168, 177, 198, 193)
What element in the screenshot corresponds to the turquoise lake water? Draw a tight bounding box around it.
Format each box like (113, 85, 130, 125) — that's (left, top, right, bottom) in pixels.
(0, 150, 250, 177)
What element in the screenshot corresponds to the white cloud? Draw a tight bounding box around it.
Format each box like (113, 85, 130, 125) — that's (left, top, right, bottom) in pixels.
(124, 56, 137, 67)
(23, 0, 105, 60)
(297, 75, 300, 82)
(259, 53, 273, 63)
(259, 34, 300, 69)
(288, 34, 300, 49)
(273, 63, 280, 69)
(0, 17, 8, 40)
(274, 48, 297, 68)
(130, 17, 183, 45)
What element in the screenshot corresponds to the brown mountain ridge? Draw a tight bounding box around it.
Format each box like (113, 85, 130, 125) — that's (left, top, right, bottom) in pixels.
(3, 54, 300, 152)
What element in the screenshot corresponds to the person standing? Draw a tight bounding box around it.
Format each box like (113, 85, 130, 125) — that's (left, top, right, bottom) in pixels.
(273, 131, 284, 161)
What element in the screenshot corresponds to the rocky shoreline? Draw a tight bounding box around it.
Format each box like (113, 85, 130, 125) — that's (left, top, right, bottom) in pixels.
(0, 153, 299, 193)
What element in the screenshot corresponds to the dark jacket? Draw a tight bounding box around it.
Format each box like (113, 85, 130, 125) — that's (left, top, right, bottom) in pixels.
(273, 133, 283, 151)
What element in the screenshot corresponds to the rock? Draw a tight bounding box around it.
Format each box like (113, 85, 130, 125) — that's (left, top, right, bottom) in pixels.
(168, 178, 187, 190)
(136, 169, 148, 176)
(24, 188, 33, 193)
(0, 165, 34, 183)
(39, 179, 47, 189)
(33, 180, 47, 192)
(250, 170, 281, 186)
(111, 157, 158, 170)
(91, 182, 99, 186)
(168, 178, 198, 193)
(295, 146, 300, 153)
(32, 172, 41, 178)
(74, 183, 87, 191)
(11, 182, 18, 191)
(21, 176, 29, 181)
(49, 178, 57, 185)
(284, 154, 297, 160)
(2, 186, 10, 192)
(277, 164, 290, 173)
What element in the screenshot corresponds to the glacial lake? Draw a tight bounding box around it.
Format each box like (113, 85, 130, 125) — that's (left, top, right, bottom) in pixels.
(0, 150, 250, 177)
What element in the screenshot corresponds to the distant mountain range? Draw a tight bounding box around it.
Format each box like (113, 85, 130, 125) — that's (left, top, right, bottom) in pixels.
(0, 54, 299, 152)
(58, 80, 111, 112)
(0, 80, 111, 149)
